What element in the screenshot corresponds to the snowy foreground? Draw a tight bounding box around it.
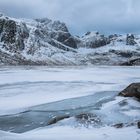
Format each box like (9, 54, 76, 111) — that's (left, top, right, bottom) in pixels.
(0, 66, 140, 140)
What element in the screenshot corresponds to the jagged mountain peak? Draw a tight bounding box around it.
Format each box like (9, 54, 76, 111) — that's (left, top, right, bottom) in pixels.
(35, 18, 69, 32)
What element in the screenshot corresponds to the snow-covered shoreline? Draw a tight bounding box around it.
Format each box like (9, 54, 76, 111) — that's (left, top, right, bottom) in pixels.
(0, 126, 140, 140)
(0, 66, 140, 139)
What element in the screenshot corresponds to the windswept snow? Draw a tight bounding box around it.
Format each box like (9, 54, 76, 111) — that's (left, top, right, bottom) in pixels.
(0, 66, 140, 139)
(0, 126, 140, 140)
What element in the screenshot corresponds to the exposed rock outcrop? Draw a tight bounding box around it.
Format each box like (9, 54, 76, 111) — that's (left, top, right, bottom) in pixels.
(80, 32, 110, 48)
(75, 113, 101, 127)
(126, 34, 137, 46)
(113, 123, 124, 128)
(138, 121, 140, 129)
(119, 83, 140, 100)
(121, 58, 140, 66)
(0, 18, 29, 52)
(35, 18, 77, 49)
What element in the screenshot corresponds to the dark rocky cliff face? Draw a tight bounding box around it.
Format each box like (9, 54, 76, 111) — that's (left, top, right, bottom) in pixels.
(0, 19, 16, 44)
(35, 18, 77, 49)
(0, 18, 29, 52)
(0, 16, 77, 55)
(80, 32, 110, 48)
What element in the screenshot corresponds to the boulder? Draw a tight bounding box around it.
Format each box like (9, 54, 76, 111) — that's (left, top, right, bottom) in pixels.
(113, 123, 124, 128)
(0, 18, 29, 52)
(119, 83, 140, 100)
(76, 113, 93, 120)
(113, 122, 136, 128)
(47, 115, 70, 125)
(75, 113, 101, 126)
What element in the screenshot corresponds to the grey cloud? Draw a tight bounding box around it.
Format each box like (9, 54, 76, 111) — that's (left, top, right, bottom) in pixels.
(0, 0, 140, 35)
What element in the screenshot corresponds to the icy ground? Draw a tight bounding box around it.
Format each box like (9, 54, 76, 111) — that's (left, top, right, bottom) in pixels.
(0, 66, 140, 140)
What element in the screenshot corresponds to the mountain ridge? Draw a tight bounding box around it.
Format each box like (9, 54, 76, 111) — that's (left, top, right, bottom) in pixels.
(0, 13, 140, 66)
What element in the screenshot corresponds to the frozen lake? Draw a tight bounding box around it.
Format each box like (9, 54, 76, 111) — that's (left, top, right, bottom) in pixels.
(0, 66, 140, 140)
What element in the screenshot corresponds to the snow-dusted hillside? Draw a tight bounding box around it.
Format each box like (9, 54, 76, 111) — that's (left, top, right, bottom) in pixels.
(0, 13, 140, 65)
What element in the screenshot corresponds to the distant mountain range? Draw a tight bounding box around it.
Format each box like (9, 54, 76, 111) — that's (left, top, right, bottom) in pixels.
(0, 13, 140, 65)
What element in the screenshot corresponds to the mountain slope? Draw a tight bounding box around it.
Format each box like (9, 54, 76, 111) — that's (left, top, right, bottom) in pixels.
(0, 13, 140, 65)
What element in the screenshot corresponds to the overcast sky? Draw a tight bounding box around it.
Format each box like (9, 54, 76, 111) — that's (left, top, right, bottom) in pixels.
(0, 0, 140, 35)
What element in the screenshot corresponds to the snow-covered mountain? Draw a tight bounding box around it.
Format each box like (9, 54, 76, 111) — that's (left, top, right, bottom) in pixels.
(0, 13, 140, 65)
